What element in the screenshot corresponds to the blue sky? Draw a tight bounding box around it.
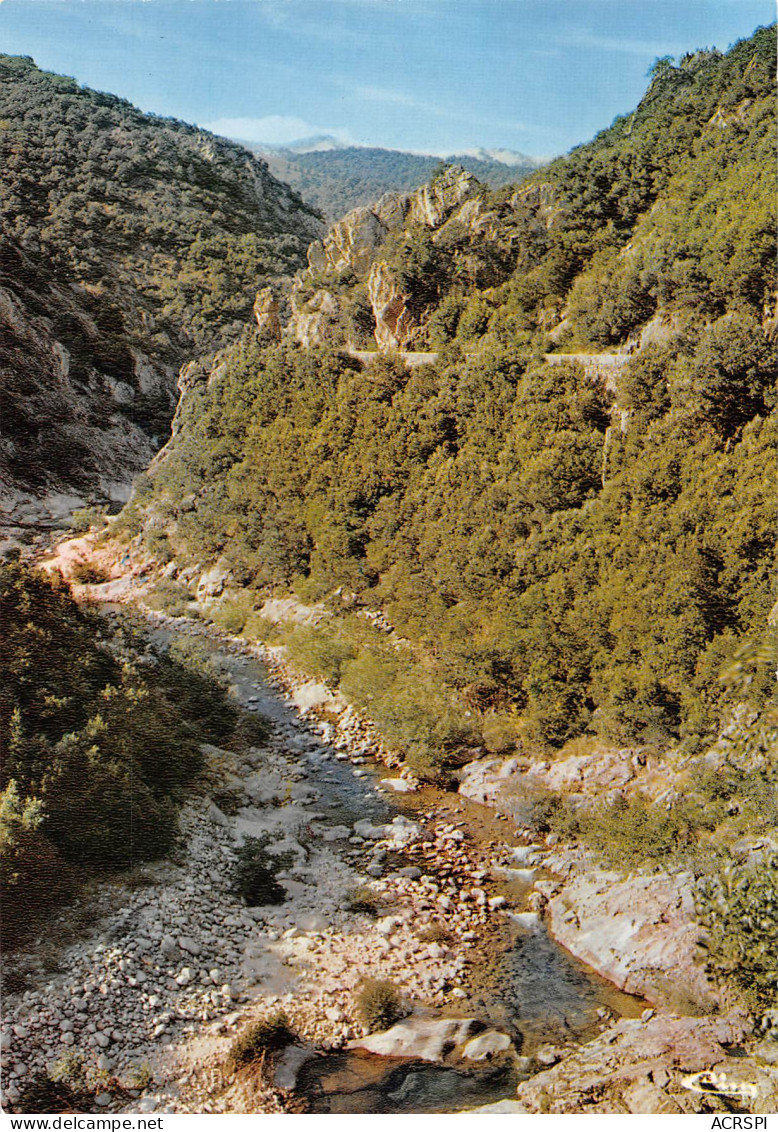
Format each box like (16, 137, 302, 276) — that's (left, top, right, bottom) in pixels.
(0, 0, 773, 156)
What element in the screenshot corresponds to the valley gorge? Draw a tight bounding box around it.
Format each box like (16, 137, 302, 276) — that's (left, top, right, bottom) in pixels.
(2, 22, 777, 1118)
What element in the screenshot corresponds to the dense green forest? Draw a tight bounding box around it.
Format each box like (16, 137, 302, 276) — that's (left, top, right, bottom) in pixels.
(258, 143, 543, 221)
(123, 26, 777, 773)
(0, 558, 257, 942)
(0, 55, 320, 499)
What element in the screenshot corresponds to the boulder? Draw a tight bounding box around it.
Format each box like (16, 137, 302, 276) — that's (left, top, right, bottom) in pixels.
(196, 559, 232, 600)
(273, 1044, 317, 1090)
(543, 870, 712, 1007)
(516, 1013, 752, 1114)
(461, 1030, 513, 1061)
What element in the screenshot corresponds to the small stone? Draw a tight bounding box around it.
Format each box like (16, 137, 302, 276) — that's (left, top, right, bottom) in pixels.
(641, 1008, 655, 1023)
(94, 1093, 112, 1107)
(176, 968, 194, 987)
(13, 1063, 28, 1077)
(94, 1033, 111, 1049)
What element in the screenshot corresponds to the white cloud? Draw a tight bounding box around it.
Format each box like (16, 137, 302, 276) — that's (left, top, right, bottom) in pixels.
(201, 115, 353, 146)
(562, 29, 686, 59)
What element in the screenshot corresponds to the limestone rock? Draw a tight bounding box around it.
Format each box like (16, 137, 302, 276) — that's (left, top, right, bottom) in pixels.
(516, 1013, 751, 1114)
(307, 207, 388, 277)
(349, 1015, 480, 1062)
(407, 166, 479, 228)
(273, 1044, 317, 1090)
(367, 261, 415, 350)
(461, 1030, 513, 1061)
(543, 870, 712, 1006)
(287, 284, 341, 348)
(196, 558, 232, 601)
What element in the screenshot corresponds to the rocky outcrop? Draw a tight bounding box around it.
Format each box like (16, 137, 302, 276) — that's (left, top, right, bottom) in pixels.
(287, 284, 342, 348)
(367, 262, 415, 350)
(287, 166, 496, 351)
(0, 243, 175, 530)
(515, 1013, 760, 1113)
(307, 207, 389, 277)
(407, 167, 479, 227)
(253, 288, 282, 342)
(536, 869, 712, 1009)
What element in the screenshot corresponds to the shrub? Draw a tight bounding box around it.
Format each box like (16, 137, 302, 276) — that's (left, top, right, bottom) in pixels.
(345, 885, 382, 916)
(355, 978, 405, 1032)
(481, 711, 524, 755)
(696, 857, 778, 1014)
(548, 792, 722, 869)
(227, 1013, 296, 1069)
(417, 922, 453, 945)
(68, 506, 107, 534)
(210, 592, 256, 635)
(144, 579, 191, 617)
(143, 528, 173, 564)
(283, 624, 357, 686)
(70, 561, 109, 585)
(405, 741, 452, 785)
(241, 613, 281, 643)
(232, 837, 287, 906)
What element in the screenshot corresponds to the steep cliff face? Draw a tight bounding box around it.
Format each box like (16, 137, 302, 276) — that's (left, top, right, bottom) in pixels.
(0, 53, 322, 523)
(0, 240, 173, 532)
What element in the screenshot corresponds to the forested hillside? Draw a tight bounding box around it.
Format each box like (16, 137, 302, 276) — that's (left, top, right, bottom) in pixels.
(0, 55, 321, 513)
(119, 26, 777, 771)
(258, 143, 543, 221)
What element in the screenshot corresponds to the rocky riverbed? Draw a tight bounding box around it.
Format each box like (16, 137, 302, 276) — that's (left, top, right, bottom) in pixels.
(0, 613, 619, 1114)
(4, 582, 777, 1114)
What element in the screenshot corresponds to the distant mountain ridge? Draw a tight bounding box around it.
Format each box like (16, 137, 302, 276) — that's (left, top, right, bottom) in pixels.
(248, 139, 546, 220)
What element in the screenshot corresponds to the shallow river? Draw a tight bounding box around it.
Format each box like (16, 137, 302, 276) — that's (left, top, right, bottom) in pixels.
(153, 619, 643, 1114)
